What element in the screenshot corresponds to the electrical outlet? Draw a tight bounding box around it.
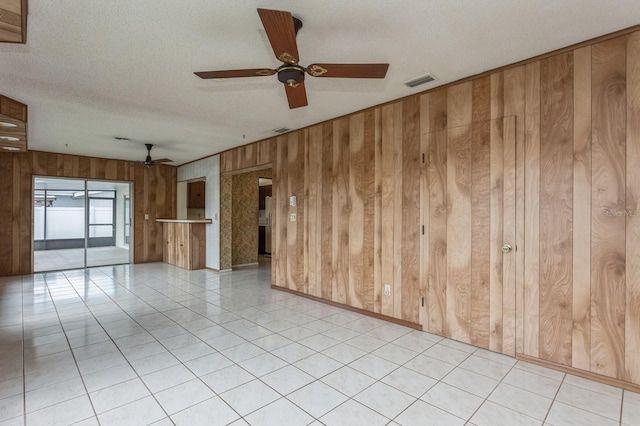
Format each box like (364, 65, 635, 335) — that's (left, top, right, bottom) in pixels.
(144, 213, 149, 220)
(290, 213, 297, 222)
(384, 284, 391, 296)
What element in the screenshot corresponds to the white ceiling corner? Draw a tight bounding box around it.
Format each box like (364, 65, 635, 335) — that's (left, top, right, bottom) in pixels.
(0, 0, 638, 165)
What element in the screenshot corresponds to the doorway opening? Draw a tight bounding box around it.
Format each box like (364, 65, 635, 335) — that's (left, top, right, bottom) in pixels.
(33, 177, 132, 272)
(219, 165, 272, 271)
(258, 177, 272, 266)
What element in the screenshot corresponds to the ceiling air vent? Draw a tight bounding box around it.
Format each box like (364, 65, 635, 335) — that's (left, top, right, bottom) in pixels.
(271, 127, 292, 134)
(403, 73, 437, 88)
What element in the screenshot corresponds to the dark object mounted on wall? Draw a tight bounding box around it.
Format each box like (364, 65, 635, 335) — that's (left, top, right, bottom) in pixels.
(0, 95, 27, 152)
(188, 181, 205, 209)
(0, 0, 27, 43)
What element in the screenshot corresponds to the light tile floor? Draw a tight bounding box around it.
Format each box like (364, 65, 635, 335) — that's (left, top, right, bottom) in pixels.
(34, 247, 130, 272)
(1, 263, 638, 425)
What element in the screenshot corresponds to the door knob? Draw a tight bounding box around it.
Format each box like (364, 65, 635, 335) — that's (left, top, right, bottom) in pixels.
(502, 244, 512, 253)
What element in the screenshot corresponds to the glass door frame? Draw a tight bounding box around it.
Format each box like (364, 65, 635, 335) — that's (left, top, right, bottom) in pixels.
(32, 176, 134, 272)
(87, 193, 117, 248)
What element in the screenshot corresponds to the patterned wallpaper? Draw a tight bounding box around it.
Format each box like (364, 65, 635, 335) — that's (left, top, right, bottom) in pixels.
(232, 172, 259, 266)
(219, 168, 272, 268)
(219, 174, 232, 270)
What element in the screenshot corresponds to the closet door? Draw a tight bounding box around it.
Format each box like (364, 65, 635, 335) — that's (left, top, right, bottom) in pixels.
(422, 116, 516, 355)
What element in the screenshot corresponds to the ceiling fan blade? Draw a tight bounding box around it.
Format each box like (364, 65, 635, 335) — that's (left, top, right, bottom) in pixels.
(306, 63, 389, 79)
(194, 68, 276, 79)
(257, 8, 300, 64)
(284, 82, 308, 109)
(153, 158, 173, 163)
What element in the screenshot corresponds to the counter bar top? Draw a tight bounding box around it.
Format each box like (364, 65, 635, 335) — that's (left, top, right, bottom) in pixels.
(156, 219, 212, 224)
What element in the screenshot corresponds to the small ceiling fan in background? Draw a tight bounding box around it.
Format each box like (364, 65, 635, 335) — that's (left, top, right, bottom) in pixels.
(138, 143, 172, 166)
(195, 8, 390, 109)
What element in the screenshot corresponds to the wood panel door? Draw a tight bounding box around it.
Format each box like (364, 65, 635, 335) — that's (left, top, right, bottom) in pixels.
(163, 222, 175, 265)
(188, 181, 205, 209)
(174, 223, 190, 269)
(422, 116, 516, 355)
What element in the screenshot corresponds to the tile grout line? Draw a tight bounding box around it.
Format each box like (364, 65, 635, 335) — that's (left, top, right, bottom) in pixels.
(315, 321, 424, 421)
(10, 264, 636, 426)
(465, 355, 521, 424)
(411, 345, 479, 424)
(542, 371, 567, 425)
(27, 271, 98, 423)
(57, 269, 174, 423)
(619, 391, 625, 426)
(18, 268, 461, 424)
(21, 275, 26, 426)
(88, 266, 285, 423)
(202, 294, 416, 423)
(83, 268, 238, 424)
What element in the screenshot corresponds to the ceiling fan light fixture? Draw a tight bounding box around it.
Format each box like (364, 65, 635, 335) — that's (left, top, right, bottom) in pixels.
(277, 64, 305, 86)
(0, 121, 17, 128)
(196, 9, 389, 109)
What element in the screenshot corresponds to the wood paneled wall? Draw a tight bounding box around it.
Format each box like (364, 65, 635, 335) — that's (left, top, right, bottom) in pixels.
(0, 151, 177, 276)
(422, 116, 517, 354)
(0, 0, 27, 43)
(177, 28, 640, 386)
(0, 95, 28, 152)
(220, 139, 275, 173)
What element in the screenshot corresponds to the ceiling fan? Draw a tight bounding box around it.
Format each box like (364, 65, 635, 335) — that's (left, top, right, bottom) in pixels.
(138, 144, 172, 166)
(194, 8, 389, 109)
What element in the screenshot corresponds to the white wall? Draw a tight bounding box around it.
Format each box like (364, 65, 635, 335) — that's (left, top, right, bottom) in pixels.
(34, 205, 45, 240)
(115, 189, 130, 248)
(34, 207, 85, 239)
(176, 182, 187, 220)
(177, 155, 220, 270)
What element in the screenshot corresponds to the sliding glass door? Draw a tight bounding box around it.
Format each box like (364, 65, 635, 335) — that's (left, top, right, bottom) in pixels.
(33, 179, 86, 271)
(33, 177, 132, 272)
(86, 180, 131, 267)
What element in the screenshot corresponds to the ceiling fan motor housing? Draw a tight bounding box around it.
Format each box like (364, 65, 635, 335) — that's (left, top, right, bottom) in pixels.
(194, 9, 389, 108)
(145, 144, 154, 165)
(277, 64, 306, 86)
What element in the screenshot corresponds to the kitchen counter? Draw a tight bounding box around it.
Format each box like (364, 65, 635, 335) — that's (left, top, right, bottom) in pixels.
(158, 220, 207, 269)
(156, 218, 212, 224)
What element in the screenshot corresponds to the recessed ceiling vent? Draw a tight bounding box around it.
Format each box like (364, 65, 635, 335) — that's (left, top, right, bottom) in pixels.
(271, 127, 292, 134)
(404, 73, 437, 88)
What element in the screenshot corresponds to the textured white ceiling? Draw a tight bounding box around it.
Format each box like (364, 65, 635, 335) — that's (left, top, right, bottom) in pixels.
(1, 1, 639, 165)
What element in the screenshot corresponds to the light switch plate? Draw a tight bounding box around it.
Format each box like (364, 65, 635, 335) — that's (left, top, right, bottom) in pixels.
(290, 196, 297, 207)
